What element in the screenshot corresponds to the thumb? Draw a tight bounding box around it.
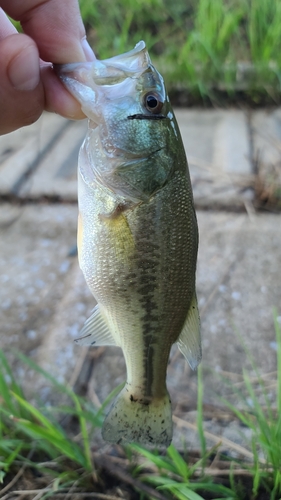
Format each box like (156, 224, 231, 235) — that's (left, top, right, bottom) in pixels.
(0, 33, 44, 135)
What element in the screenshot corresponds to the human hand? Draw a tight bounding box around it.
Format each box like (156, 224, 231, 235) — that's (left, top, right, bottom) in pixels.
(0, 0, 95, 135)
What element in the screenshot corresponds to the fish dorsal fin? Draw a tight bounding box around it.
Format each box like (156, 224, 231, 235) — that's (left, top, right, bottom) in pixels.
(177, 293, 201, 370)
(75, 304, 117, 346)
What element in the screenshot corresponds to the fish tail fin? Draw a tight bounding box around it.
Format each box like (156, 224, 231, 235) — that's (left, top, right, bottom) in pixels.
(102, 385, 172, 447)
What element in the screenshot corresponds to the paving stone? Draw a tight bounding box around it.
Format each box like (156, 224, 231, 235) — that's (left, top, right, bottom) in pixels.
(0, 113, 69, 195)
(1, 108, 280, 450)
(175, 109, 254, 209)
(1, 110, 255, 209)
(1, 205, 280, 450)
(19, 120, 87, 200)
(176, 109, 252, 174)
(196, 211, 281, 395)
(251, 108, 281, 207)
(87, 211, 281, 409)
(0, 205, 92, 399)
(251, 108, 281, 165)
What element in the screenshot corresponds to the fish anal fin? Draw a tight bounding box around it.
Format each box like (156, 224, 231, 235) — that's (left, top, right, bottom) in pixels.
(177, 293, 201, 370)
(75, 304, 117, 347)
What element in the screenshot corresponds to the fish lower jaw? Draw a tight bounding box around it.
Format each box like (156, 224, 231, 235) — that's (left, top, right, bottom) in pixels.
(102, 386, 172, 447)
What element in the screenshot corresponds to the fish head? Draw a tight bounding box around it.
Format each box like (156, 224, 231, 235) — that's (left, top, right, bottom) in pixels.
(56, 42, 183, 201)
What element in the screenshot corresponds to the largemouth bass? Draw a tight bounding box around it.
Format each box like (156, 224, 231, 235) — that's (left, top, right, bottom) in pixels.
(57, 41, 201, 447)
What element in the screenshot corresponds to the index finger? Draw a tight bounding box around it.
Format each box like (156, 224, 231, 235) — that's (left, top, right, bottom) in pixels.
(0, 0, 95, 63)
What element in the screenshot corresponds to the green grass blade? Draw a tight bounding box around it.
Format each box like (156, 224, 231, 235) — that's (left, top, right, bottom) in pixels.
(15, 418, 86, 466)
(157, 481, 205, 500)
(0, 371, 15, 415)
(0, 441, 23, 484)
(11, 392, 62, 435)
(0, 350, 23, 415)
(142, 476, 205, 500)
(192, 481, 237, 497)
(167, 444, 189, 481)
(10, 392, 88, 467)
(97, 381, 125, 417)
(242, 370, 267, 423)
(13, 351, 75, 398)
(231, 328, 273, 419)
(273, 310, 281, 414)
(130, 444, 176, 473)
(252, 437, 261, 496)
(197, 363, 206, 460)
(71, 392, 92, 471)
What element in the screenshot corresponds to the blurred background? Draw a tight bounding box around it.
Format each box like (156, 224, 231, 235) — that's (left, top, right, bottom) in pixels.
(9, 0, 281, 105)
(79, 0, 281, 105)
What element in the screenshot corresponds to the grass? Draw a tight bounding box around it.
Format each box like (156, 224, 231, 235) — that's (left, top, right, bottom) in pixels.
(0, 351, 121, 497)
(7, 0, 281, 103)
(130, 315, 281, 500)
(217, 312, 281, 499)
(78, 0, 281, 104)
(1, 312, 281, 499)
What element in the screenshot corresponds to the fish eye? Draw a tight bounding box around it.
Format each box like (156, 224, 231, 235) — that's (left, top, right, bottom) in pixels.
(143, 92, 163, 114)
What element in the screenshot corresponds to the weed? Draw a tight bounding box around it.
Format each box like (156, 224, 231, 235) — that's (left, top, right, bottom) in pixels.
(6, 0, 281, 102)
(216, 311, 281, 498)
(1, 312, 281, 498)
(77, 0, 281, 102)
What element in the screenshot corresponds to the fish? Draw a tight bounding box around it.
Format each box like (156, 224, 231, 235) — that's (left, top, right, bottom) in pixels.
(57, 41, 201, 447)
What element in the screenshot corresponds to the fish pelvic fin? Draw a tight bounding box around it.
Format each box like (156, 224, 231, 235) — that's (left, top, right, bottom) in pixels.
(177, 292, 201, 370)
(102, 385, 172, 447)
(75, 304, 117, 346)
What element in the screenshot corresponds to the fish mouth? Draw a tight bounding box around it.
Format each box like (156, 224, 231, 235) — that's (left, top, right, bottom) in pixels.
(55, 41, 151, 88)
(127, 114, 166, 120)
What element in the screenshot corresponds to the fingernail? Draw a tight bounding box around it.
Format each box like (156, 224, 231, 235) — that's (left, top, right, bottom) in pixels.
(81, 37, 96, 62)
(8, 44, 40, 91)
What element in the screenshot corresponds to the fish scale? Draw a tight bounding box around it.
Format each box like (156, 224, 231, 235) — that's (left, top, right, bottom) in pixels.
(57, 41, 201, 447)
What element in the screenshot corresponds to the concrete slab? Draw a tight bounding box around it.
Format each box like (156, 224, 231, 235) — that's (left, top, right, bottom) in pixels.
(1, 206, 279, 412)
(176, 109, 252, 174)
(19, 120, 87, 200)
(196, 211, 280, 391)
(1, 108, 280, 450)
(0, 114, 69, 195)
(87, 211, 281, 409)
(175, 109, 254, 209)
(251, 108, 281, 165)
(0, 205, 91, 398)
(251, 108, 281, 208)
(0, 109, 256, 209)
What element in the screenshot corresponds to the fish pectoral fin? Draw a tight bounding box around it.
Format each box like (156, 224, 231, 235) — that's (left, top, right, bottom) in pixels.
(99, 200, 138, 220)
(177, 293, 201, 370)
(75, 304, 117, 346)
